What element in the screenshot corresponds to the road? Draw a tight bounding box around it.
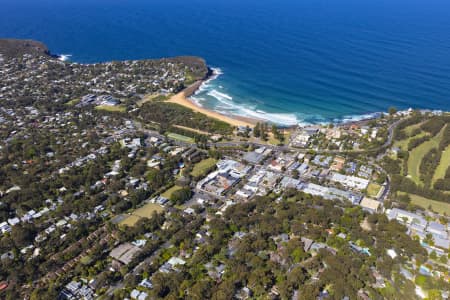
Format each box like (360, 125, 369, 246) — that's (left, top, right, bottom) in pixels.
(137, 118, 402, 205)
(211, 118, 403, 155)
(137, 117, 402, 159)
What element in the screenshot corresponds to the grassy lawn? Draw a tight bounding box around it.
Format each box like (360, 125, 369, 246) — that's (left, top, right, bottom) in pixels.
(191, 158, 217, 177)
(432, 144, 450, 184)
(401, 192, 450, 215)
(119, 215, 141, 227)
(80, 255, 93, 265)
(119, 203, 165, 227)
(138, 93, 170, 106)
(173, 125, 211, 136)
(161, 185, 183, 199)
(184, 72, 196, 85)
(393, 132, 428, 151)
(266, 131, 291, 146)
(268, 136, 281, 145)
(133, 203, 165, 218)
(65, 98, 80, 106)
(95, 105, 126, 112)
(379, 282, 397, 299)
(167, 132, 195, 143)
(367, 183, 382, 198)
(404, 122, 424, 135)
(407, 127, 445, 185)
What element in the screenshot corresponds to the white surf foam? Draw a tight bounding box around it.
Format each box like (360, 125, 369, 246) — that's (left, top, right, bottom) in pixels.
(337, 112, 382, 123)
(190, 96, 205, 107)
(207, 89, 235, 108)
(194, 67, 223, 96)
(237, 107, 300, 126)
(192, 68, 302, 126)
(58, 54, 72, 62)
(208, 89, 233, 101)
(210, 67, 223, 76)
(191, 66, 383, 126)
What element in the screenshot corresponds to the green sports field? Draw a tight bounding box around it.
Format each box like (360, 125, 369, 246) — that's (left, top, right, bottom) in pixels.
(167, 132, 195, 143)
(119, 203, 164, 227)
(367, 183, 382, 198)
(95, 105, 126, 112)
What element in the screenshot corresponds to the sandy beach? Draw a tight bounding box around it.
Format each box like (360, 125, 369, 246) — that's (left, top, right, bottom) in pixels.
(167, 81, 256, 128)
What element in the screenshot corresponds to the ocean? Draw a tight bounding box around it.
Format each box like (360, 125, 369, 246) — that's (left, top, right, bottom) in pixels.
(2, 0, 450, 125)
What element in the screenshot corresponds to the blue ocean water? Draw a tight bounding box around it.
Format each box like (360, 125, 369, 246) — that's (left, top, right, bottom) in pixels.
(2, 0, 450, 125)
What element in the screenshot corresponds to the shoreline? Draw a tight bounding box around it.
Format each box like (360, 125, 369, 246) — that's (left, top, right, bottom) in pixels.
(169, 80, 384, 130)
(169, 79, 383, 130)
(170, 69, 386, 130)
(168, 69, 447, 130)
(167, 79, 257, 128)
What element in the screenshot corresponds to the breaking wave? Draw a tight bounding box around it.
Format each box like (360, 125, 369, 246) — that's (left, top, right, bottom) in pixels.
(189, 68, 302, 125)
(58, 54, 72, 62)
(190, 67, 384, 126)
(336, 112, 383, 124)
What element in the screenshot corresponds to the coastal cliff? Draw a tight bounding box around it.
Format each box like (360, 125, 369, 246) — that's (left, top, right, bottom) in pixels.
(0, 39, 51, 58)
